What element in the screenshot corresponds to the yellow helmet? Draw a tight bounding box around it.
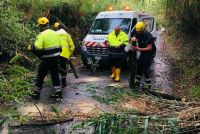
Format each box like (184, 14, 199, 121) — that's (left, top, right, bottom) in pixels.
(37, 17, 49, 25)
(135, 21, 145, 32)
(54, 22, 60, 28)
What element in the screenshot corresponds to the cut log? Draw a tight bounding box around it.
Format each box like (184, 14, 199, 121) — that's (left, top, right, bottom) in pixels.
(10, 117, 73, 128)
(142, 89, 182, 101)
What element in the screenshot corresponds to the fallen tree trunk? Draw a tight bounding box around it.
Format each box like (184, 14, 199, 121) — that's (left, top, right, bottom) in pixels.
(142, 89, 182, 101)
(10, 117, 73, 128)
(179, 126, 200, 134)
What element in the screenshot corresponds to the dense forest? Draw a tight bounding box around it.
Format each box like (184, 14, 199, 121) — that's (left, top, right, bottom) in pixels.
(0, 0, 200, 133)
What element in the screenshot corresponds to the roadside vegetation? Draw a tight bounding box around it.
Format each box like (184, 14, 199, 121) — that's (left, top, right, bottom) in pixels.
(165, 0, 200, 99)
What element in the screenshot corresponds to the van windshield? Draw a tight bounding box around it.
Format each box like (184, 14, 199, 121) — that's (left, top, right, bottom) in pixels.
(89, 18, 131, 34)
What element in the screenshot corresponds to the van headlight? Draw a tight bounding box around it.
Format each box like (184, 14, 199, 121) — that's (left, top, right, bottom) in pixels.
(82, 46, 87, 51)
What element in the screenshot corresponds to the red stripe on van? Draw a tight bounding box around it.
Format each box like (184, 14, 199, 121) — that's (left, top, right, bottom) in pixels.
(91, 42, 97, 46)
(103, 42, 109, 47)
(86, 42, 94, 46)
(85, 41, 90, 46)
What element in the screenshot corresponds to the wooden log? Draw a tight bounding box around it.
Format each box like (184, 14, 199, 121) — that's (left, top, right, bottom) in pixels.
(10, 118, 73, 128)
(142, 89, 182, 101)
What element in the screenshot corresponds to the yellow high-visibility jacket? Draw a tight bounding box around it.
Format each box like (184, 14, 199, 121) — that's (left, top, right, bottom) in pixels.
(56, 29, 75, 59)
(34, 29, 61, 58)
(106, 30, 129, 47)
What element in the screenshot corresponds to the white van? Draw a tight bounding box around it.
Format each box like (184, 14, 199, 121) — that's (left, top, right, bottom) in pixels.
(81, 10, 157, 67)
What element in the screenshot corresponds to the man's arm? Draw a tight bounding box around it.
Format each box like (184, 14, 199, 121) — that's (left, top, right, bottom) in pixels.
(33, 34, 44, 50)
(122, 33, 129, 45)
(132, 44, 152, 52)
(67, 34, 75, 50)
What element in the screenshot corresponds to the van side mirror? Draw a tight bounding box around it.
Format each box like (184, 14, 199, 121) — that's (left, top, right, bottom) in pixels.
(153, 37, 157, 42)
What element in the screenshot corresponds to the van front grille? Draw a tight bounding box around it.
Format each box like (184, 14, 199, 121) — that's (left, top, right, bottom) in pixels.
(87, 47, 109, 56)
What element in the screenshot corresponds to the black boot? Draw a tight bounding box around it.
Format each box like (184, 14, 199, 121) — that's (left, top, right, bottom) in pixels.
(143, 83, 151, 90)
(135, 81, 140, 87)
(129, 81, 140, 89)
(56, 91, 62, 99)
(143, 79, 151, 90)
(61, 78, 67, 88)
(50, 91, 62, 100)
(30, 91, 40, 100)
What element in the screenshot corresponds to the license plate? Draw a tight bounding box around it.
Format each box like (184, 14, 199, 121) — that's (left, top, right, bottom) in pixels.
(94, 56, 101, 60)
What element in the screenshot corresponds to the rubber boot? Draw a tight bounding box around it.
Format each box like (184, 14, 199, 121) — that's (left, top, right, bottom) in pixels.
(115, 68, 121, 82)
(111, 67, 115, 79)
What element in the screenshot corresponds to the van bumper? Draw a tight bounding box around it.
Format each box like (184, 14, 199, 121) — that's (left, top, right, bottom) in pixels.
(81, 48, 128, 67)
(81, 49, 110, 66)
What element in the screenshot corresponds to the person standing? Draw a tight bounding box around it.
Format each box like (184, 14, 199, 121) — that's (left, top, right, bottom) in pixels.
(129, 21, 156, 89)
(53, 22, 75, 88)
(28, 17, 62, 99)
(106, 26, 129, 82)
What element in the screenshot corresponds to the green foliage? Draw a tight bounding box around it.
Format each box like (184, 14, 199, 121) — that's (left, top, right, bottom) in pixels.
(167, 118, 179, 134)
(73, 113, 140, 134)
(87, 58, 100, 72)
(0, 65, 33, 103)
(166, 0, 200, 34)
(51, 105, 61, 118)
(0, 118, 6, 125)
(9, 53, 22, 64)
(144, 116, 149, 134)
(87, 85, 140, 104)
(72, 113, 181, 134)
(0, 0, 36, 56)
(0, 110, 29, 124)
(0, 65, 33, 125)
(165, 0, 200, 98)
(167, 32, 200, 99)
(5, 65, 29, 77)
(191, 84, 200, 99)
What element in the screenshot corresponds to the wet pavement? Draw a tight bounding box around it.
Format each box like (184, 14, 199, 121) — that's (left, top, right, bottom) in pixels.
(4, 30, 175, 134)
(151, 31, 174, 94)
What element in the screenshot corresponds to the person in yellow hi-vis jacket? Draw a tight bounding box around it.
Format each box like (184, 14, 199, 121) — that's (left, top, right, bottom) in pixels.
(105, 26, 129, 82)
(54, 22, 75, 88)
(28, 17, 62, 100)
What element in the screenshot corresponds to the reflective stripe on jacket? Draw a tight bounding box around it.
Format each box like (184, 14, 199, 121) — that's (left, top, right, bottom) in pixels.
(34, 29, 61, 58)
(56, 29, 75, 59)
(106, 30, 129, 47)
